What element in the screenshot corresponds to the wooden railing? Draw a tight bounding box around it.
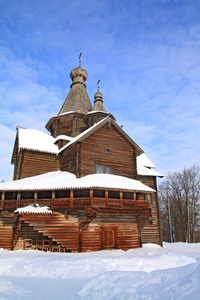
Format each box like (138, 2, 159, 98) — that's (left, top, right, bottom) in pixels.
(0, 190, 152, 211)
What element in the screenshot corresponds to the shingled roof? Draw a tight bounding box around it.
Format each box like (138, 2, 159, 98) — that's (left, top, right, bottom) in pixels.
(58, 66, 92, 115)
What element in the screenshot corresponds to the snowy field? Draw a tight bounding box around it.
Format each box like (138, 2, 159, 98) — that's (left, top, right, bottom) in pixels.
(0, 243, 200, 300)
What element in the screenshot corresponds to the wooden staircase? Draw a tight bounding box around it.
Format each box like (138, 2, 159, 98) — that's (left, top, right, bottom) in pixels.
(19, 212, 79, 252)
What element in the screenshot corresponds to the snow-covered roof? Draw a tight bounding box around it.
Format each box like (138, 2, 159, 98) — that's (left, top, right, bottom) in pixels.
(58, 110, 78, 116)
(137, 153, 156, 168)
(137, 165, 164, 177)
(0, 171, 155, 192)
(86, 111, 109, 115)
(0, 171, 76, 191)
(18, 128, 58, 154)
(14, 203, 52, 214)
(137, 153, 164, 177)
(54, 135, 72, 143)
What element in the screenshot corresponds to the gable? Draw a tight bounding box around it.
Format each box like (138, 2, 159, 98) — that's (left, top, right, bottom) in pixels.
(80, 123, 137, 178)
(59, 116, 144, 156)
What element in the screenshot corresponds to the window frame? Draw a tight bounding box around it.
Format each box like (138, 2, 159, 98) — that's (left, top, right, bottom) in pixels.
(95, 163, 112, 174)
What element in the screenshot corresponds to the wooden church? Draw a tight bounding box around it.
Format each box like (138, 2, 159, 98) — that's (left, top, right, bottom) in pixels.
(0, 57, 163, 252)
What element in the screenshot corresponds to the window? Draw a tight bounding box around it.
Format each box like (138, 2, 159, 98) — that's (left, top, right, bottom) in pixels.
(105, 165, 112, 174)
(74, 189, 90, 198)
(55, 190, 70, 198)
(21, 191, 34, 200)
(144, 194, 153, 204)
(136, 193, 145, 201)
(96, 164, 112, 174)
(37, 191, 52, 199)
(108, 191, 120, 199)
(123, 192, 134, 200)
(96, 164, 104, 173)
(149, 194, 152, 205)
(93, 190, 105, 198)
(4, 192, 18, 200)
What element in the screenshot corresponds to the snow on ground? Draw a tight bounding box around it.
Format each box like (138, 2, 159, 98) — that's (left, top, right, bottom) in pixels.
(0, 243, 200, 300)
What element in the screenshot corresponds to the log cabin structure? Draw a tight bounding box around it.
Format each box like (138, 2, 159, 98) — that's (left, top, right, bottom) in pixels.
(0, 58, 163, 252)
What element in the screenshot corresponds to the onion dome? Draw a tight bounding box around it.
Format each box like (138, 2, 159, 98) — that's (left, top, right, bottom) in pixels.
(58, 53, 92, 115)
(70, 66, 88, 86)
(93, 80, 106, 112)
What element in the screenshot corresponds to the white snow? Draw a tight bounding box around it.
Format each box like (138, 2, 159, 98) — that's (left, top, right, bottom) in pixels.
(86, 110, 109, 115)
(137, 153, 156, 168)
(71, 173, 155, 192)
(0, 171, 155, 192)
(137, 153, 164, 177)
(14, 204, 52, 214)
(0, 242, 200, 299)
(17, 128, 58, 154)
(0, 171, 76, 191)
(137, 164, 164, 177)
(54, 135, 72, 143)
(57, 110, 80, 116)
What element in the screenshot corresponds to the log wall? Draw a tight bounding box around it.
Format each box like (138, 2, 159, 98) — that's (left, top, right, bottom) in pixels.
(50, 114, 87, 138)
(80, 124, 137, 178)
(60, 145, 77, 175)
(138, 176, 162, 246)
(0, 213, 15, 250)
(81, 220, 141, 252)
(15, 150, 60, 180)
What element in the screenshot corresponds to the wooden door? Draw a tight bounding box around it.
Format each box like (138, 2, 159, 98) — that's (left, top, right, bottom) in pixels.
(102, 227, 116, 249)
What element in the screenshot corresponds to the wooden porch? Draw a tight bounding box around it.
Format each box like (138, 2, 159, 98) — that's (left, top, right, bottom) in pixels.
(0, 189, 153, 212)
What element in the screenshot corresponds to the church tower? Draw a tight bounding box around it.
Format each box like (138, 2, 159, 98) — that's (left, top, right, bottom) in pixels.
(46, 54, 92, 138)
(84, 80, 115, 127)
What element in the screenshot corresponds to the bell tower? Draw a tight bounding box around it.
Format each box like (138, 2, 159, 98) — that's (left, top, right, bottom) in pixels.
(84, 80, 115, 127)
(46, 54, 92, 138)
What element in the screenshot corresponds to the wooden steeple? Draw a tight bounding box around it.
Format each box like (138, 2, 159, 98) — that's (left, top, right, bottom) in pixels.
(46, 54, 92, 138)
(84, 80, 115, 127)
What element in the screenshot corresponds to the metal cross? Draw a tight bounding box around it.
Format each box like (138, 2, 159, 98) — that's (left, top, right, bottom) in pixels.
(97, 80, 100, 92)
(79, 53, 82, 67)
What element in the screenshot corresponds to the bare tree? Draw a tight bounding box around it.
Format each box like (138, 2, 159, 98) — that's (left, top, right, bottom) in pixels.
(159, 165, 200, 243)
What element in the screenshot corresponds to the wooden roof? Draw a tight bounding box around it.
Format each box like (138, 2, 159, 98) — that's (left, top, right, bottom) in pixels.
(59, 66, 92, 115)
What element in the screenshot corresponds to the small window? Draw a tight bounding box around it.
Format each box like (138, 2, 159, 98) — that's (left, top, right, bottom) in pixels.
(55, 190, 70, 198)
(74, 189, 90, 198)
(93, 190, 105, 198)
(96, 164, 112, 174)
(136, 193, 145, 201)
(123, 192, 134, 200)
(108, 191, 120, 199)
(5, 192, 18, 200)
(104, 149, 109, 152)
(96, 164, 104, 174)
(37, 191, 52, 199)
(21, 191, 34, 200)
(144, 194, 152, 204)
(105, 165, 111, 174)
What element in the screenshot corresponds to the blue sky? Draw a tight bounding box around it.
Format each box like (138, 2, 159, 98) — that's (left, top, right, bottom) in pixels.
(0, 0, 200, 181)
